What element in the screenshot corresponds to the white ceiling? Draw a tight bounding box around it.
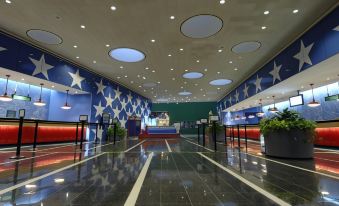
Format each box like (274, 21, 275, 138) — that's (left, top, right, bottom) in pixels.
(0, 0, 337, 102)
(224, 53, 339, 112)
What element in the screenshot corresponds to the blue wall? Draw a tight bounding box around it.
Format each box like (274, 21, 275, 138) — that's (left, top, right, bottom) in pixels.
(217, 7, 339, 115)
(48, 91, 92, 122)
(0, 78, 50, 119)
(0, 31, 151, 129)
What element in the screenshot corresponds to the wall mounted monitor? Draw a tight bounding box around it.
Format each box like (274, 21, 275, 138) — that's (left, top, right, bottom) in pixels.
(6, 110, 16, 118)
(289, 94, 304, 107)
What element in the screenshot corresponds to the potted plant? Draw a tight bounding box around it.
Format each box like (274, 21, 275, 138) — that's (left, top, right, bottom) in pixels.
(259, 108, 316, 158)
(116, 123, 127, 141)
(106, 127, 114, 142)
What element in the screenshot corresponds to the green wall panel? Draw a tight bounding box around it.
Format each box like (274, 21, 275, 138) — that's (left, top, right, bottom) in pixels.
(151, 102, 217, 134)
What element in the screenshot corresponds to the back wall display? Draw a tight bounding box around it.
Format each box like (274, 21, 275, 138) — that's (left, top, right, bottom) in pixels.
(0, 32, 151, 129)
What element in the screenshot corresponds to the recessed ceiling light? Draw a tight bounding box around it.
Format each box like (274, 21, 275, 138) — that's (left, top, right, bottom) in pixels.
(106, 44, 110, 47)
(209, 79, 232, 86)
(181, 86, 184, 89)
(261, 26, 267, 30)
(234, 67, 238, 71)
(196, 60, 200, 63)
(80, 25, 86, 29)
(117, 76, 121, 79)
(184, 82, 187, 84)
(217, 71, 221, 74)
(157, 81, 160, 84)
(151, 39, 155, 43)
(109, 48, 145, 62)
(152, 70, 155, 73)
(217, 88, 220, 90)
(73, 45, 77, 48)
(179, 48, 184, 51)
(172, 78, 175, 80)
(130, 81, 134, 84)
(293, 9, 299, 14)
(170, 16, 175, 20)
(76, 56, 79, 59)
(200, 88, 203, 91)
(184, 69, 188, 72)
(203, 94, 206, 97)
(5, 0, 11, 4)
(21, 78, 24, 81)
(194, 83, 198, 86)
(120, 66, 123, 69)
(51, 85, 55, 88)
(124, 75, 128, 78)
(264, 10, 270, 15)
(218, 49, 223, 53)
(220, 0, 225, 4)
(229, 61, 233, 64)
(170, 68, 174, 71)
(145, 67, 149, 70)
(204, 68, 208, 72)
(138, 85, 142, 88)
(93, 60, 97, 64)
(110, 5, 117, 11)
(142, 76, 146, 80)
(168, 54, 172, 57)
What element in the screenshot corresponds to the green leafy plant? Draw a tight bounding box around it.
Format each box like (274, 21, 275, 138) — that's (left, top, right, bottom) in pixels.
(259, 108, 316, 136)
(116, 123, 126, 138)
(107, 127, 114, 138)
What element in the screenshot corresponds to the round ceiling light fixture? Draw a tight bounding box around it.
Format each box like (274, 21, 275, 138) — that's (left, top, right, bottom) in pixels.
(27, 29, 63, 45)
(182, 72, 204, 79)
(231, 41, 261, 54)
(142, 82, 157, 88)
(181, 14, 223, 38)
(209, 79, 232, 86)
(178, 91, 192, 96)
(109, 47, 145, 62)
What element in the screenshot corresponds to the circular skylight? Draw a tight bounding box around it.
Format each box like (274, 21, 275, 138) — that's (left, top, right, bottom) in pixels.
(209, 79, 232, 86)
(109, 48, 145, 62)
(231, 41, 261, 54)
(178, 91, 192, 96)
(182, 72, 204, 79)
(181, 15, 223, 38)
(142, 82, 157, 88)
(26, 29, 62, 45)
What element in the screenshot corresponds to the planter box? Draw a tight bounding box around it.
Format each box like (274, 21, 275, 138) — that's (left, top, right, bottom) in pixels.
(264, 130, 314, 158)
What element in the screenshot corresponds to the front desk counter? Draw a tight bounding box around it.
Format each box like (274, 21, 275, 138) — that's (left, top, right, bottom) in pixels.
(225, 120, 339, 147)
(0, 119, 86, 145)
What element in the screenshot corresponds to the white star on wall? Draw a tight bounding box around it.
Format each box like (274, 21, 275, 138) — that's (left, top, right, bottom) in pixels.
(234, 90, 239, 102)
(293, 40, 314, 72)
(95, 79, 106, 96)
(120, 99, 128, 111)
(0, 46, 7, 52)
(254, 75, 262, 93)
(105, 93, 114, 108)
(127, 92, 133, 103)
(91, 128, 103, 141)
(228, 96, 232, 106)
(333, 25, 339, 31)
(114, 87, 122, 100)
(136, 97, 141, 106)
(132, 104, 138, 112)
(112, 106, 120, 118)
(30, 54, 54, 80)
(120, 116, 127, 128)
(269, 61, 282, 84)
(243, 83, 249, 98)
(94, 101, 105, 118)
(68, 69, 85, 89)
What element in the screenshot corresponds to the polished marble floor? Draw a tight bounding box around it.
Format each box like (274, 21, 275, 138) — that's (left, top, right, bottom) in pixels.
(0, 136, 338, 206)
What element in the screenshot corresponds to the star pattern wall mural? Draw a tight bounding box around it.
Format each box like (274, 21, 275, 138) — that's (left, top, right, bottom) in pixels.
(0, 32, 151, 129)
(217, 8, 339, 117)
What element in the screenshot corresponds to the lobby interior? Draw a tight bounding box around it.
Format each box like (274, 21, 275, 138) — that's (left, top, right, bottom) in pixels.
(0, 1, 338, 205)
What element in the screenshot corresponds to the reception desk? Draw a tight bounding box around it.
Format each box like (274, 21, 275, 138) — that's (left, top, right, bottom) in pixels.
(225, 120, 339, 147)
(0, 119, 85, 145)
(139, 126, 179, 138)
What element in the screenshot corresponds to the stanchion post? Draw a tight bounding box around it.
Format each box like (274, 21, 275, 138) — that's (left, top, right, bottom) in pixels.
(244, 124, 248, 152)
(201, 119, 207, 147)
(94, 123, 99, 144)
(210, 115, 219, 152)
(75, 122, 79, 145)
(113, 123, 117, 145)
(224, 125, 227, 146)
(237, 124, 240, 149)
(33, 121, 39, 150)
(196, 120, 201, 144)
(232, 125, 235, 146)
(79, 120, 85, 151)
(10, 109, 26, 159)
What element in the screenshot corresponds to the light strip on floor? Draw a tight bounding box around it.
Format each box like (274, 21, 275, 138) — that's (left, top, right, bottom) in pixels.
(0, 152, 105, 195)
(197, 152, 291, 206)
(0, 152, 58, 166)
(124, 140, 147, 153)
(124, 152, 153, 206)
(181, 136, 214, 152)
(165, 139, 172, 152)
